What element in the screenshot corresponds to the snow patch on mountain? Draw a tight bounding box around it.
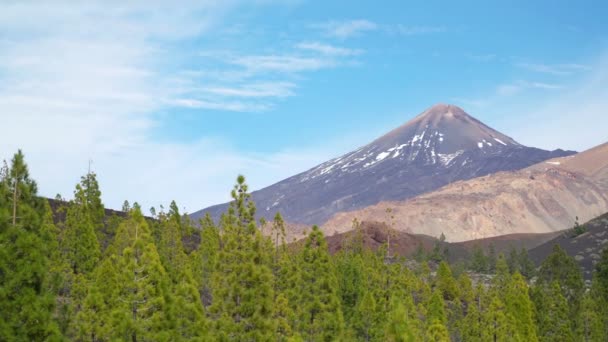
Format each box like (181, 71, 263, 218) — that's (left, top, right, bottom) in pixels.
(438, 150, 464, 166)
(494, 138, 507, 146)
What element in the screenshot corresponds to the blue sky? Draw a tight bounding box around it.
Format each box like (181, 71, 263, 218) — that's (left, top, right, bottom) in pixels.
(1, 0, 607, 212)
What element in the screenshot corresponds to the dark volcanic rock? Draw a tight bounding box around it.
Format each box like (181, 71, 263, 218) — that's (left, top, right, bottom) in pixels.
(529, 212, 608, 280)
(191, 104, 575, 225)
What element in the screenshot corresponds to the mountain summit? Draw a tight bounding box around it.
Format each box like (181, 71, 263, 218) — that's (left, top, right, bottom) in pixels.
(192, 104, 575, 225)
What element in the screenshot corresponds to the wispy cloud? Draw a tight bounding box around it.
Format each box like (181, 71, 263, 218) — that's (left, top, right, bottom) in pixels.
(230, 54, 336, 73)
(295, 42, 363, 56)
(506, 53, 608, 151)
(392, 25, 446, 35)
(201, 82, 296, 98)
(313, 19, 377, 38)
(0, 1, 360, 211)
(496, 80, 562, 96)
(454, 79, 563, 110)
(516, 62, 591, 75)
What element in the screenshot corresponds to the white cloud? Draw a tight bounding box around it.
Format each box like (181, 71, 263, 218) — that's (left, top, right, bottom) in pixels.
(0, 1, 358, 212)
(506, 54, 608, 151)
(230, 54, 336, 73)
(453, 54, 605, 152)
(295, 42, 363, 56)
(392, 25, 446, 35)
(197, 82, 296, 99)
(516, 62, 591, 75)
(313, 19, 377, 38)
(495, 80, 562, 96)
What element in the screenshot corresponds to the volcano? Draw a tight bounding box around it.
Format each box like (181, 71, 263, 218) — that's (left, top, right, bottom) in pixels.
(191, 104, 575, 225)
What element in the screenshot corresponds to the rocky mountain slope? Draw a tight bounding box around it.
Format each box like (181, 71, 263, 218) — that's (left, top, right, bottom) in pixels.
(192, 104, 573, 225)
(530, 211, 608, 280)
(323, 221, 559, 260)
(322, 142, 608, 242)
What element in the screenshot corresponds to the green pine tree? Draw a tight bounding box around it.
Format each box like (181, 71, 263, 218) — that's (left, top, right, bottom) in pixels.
(110, 208, 174, 341)
(294, 226, 344, 341)
(577, 290, 605, 342)
(505, 272, 538, 341)
(435, 261, 458, 301)
(425, 289, 449, 341)
(481, 295, 519, 342)
(61, 174, 102, 274)
(209, 175, 275, 341)
(190, 213, 220, 307)
(157, 201, 187, 278)
(470, 244, 488, 273)
(0, 151, 61, 340)
(534, 281, 574, 342)
(384, 295, 416, 342)
(172, 267, 209, 340)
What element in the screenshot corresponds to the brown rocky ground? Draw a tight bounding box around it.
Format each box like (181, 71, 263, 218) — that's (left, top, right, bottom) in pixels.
(321, 221, 559, 260)
(322, 142, 608, 242)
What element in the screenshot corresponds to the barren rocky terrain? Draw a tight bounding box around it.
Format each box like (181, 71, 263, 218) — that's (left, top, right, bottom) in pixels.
(322, 142, 608, 242)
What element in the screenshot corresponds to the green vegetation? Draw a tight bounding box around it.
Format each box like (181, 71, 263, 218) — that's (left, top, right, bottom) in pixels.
(567, 216, 588, 238)
(0, 150, 607, 341)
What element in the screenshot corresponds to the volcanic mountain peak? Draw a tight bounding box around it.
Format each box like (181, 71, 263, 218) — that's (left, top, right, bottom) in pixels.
(192, 104, 575, 226)
(415, 103, 468, 121)
(382, 103, 519, 154)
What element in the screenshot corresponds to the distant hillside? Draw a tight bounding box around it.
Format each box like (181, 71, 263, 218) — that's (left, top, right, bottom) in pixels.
(47, 198, 129, 224)
(530, 211, 608, 280)
(323, 141, 608, 242)
(322, 221, 560, 262)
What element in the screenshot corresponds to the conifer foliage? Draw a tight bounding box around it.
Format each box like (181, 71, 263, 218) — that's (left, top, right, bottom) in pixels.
(0, 149, 607, 341)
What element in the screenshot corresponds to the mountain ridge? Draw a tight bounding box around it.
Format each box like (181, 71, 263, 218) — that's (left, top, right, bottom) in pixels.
(322, 141, 608, 242)
(191, 103, 575, 226)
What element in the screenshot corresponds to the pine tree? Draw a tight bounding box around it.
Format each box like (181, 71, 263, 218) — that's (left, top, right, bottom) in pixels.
(505, 272, 538, 341)
(77, 256, 120, 341)
(429, 233, 447, 262)
(518, 247, 536, 279)
(157, 201, 187, 277)
(110, 208, 174, 341)
(470, 244, 488, 272)
(335, 250, 365, 323)
(595, 247, 608, 304)
(435, 261, 458, 301)
(384, 296, 416, 342)
(274, 293, 295, 342)
(482, 295, 519, 342)
(122, 200, 131, 212)
(492, 253, 511, 292)
(61, 174, 102, 274)
(577, 290, 605, 342)
(191, 213, 219, 307)
(271, 212, 287, 259)
(487, 243, 497, 273)
(172, 267, 209, 340)
(351, 290, 380, 341)
(0, 151, 60, 340)
(414, 242, 426, 262)
(534, 281, 574, 342)
(461, 286, 484, 342)
(78, 172, 105, 232)
(209, 175, 275, 341)
(506, 246, 519, 274)
(294, 226, 344, 341)
(537, 244, 584, 333)
(425, 289, 449, 341)
(41, 200, 75, 336)
(537, 245, 584, 304)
